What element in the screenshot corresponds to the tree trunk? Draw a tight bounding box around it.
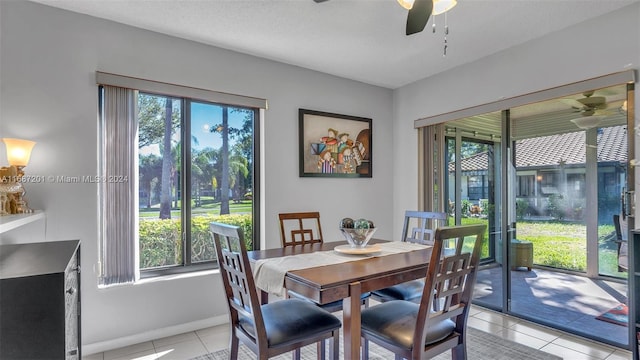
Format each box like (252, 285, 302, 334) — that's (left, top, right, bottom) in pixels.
(159, 99, 173, 219)
(145, 180, 151, 208)
(220, 107, 230, 215)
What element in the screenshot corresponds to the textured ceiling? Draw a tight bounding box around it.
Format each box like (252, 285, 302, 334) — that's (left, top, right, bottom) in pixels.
(31, 0, 639, 89)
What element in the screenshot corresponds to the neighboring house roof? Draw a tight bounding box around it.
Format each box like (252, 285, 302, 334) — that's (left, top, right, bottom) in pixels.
(450, 126, 628, 172)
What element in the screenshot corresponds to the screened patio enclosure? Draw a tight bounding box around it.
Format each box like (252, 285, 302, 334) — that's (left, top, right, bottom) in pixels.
(418, 72, 635, 349)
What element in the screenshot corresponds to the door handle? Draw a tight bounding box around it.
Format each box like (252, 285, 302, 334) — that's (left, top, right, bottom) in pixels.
(622, 189, 635, 217)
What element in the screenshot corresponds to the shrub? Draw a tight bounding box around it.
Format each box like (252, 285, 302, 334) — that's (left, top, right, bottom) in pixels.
(461, 199, 472, 217)
(139, 219, 181, 269)
(139, 213, 253, 269)
(516, 198, 529, 220)
(547, 194, 565, 220)
(479, 199, 489, 215)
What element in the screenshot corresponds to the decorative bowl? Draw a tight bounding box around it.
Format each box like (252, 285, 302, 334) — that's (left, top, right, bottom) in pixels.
(340, 227, 377, 248)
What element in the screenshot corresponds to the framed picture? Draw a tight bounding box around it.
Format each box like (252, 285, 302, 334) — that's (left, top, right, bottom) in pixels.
(299, 109, 372, 178)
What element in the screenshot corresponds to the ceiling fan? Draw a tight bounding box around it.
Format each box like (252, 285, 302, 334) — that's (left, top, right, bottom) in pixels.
(561, 91, 625, 129)
(313, 0, 452, 36)
(561, 91, 608, 117)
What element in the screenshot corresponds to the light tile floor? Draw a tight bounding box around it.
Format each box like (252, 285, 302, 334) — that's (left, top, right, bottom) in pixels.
(83, 304, 633, 360)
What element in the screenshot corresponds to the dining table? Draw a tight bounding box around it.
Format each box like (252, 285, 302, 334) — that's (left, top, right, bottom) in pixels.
(247, 238, 433, 359)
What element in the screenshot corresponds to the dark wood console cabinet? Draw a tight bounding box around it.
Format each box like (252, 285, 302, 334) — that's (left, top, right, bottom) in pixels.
(0, 240, 80, 359)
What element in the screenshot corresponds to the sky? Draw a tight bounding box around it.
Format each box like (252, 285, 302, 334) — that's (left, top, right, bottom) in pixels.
(139, 101, 251, 156)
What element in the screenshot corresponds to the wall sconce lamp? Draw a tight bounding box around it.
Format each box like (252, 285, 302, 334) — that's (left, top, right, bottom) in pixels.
(3, 138, 36, 176)
(1, 138, 36, 215)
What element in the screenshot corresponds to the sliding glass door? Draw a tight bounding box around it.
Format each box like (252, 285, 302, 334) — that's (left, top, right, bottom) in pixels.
(440, 112, 505, 311)
(423, 81, 634, 348)
(508, 90, 631, 346)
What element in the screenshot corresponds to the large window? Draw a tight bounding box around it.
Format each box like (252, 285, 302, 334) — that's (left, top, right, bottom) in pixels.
(137, 94, 257, 275)
(97, 73, 264, 283)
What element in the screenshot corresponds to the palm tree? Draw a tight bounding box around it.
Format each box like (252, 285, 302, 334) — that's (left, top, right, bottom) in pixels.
(228, 151, 249, 203)
(137, 93, 180, 219)
(191, 147, 218, 207)
(139, 154, 161, 208)
(159, 98, 174, 219)
(218, 107, 231, 214)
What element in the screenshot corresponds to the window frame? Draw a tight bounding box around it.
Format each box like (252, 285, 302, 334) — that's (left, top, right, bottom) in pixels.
(139, 96, 261, 278)
(97, 72, 265, 281)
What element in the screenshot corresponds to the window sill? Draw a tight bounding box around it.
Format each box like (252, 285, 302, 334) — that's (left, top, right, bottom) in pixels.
(135, 268, 221, 285)
(98, 268, 221, 290)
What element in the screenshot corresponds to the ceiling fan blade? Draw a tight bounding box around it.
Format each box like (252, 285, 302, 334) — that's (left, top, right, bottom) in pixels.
(560, 98, 586, 110)
(313, 0, 329, 2)
(406, 0, 433, 35)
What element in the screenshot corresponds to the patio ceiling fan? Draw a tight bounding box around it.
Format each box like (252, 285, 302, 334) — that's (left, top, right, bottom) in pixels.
(562, 91, 626, 129)
(312, 0, 449, 35)
(561, 91, 608, 117)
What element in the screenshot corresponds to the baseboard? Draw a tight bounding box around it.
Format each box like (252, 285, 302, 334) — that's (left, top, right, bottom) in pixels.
(82, 314, 229, 355)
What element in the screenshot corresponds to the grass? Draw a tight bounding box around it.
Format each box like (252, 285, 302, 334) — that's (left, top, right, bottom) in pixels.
(453, 217, 625, 278)
(139, 200, 252, 218)
(516, 221, 625, 277)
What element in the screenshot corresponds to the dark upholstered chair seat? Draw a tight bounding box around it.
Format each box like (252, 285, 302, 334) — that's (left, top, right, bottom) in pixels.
(361, 225, 485, 360)
(239, 299, 342, 347)
(371, 280, 424, 303)
(361, 300, 455, 350)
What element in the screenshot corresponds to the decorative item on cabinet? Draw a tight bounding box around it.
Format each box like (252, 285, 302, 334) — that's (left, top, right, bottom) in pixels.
(0, 138, 36, 215)
(0, 240, 81, 359)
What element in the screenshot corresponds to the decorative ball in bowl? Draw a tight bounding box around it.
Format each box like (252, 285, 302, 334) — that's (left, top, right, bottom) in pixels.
(340, 218, 376, 248)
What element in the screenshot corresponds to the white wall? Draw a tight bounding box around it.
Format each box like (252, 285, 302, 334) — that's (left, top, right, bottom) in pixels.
(392, 3, 640, 234)
(0, 1, 394, 352)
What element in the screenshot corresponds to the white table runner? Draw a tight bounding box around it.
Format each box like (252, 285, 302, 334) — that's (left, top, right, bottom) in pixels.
(252, 241, 430, 297)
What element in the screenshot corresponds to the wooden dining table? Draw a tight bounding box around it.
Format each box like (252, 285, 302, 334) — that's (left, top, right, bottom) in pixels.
(247, 239, 433, 359)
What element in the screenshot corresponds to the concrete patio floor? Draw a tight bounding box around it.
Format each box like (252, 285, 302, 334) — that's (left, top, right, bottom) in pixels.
(474, 266, 629, 347)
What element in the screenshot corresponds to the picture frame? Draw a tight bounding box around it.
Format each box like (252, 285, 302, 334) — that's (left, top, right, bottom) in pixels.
(299, 108, 372, 178)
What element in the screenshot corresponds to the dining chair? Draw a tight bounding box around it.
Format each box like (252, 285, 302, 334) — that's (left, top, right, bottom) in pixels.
(210, 222, 341, 360)
(360, 224, 486, 360)
(278, 212, 324, 247)
(278, 211, 370, 313)
(371, 210, 448, 303)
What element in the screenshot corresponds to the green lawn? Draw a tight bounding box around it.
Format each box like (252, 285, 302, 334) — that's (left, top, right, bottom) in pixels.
(453, 217, 625, 277)
(139, 200, 252, 218)
(517, 221, 624, 277)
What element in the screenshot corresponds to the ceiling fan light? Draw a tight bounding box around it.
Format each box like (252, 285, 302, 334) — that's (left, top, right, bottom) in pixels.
(397, 0, 414, 10)
(432, 0, 457, 15)
(570, 115, 604, 130)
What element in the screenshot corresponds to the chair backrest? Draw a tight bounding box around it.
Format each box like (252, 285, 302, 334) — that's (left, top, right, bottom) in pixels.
(210, 222, 266, 342)
(401, 210, 448, 245)
(414, 224, 485, 354)
(278, 212, 324, 247)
